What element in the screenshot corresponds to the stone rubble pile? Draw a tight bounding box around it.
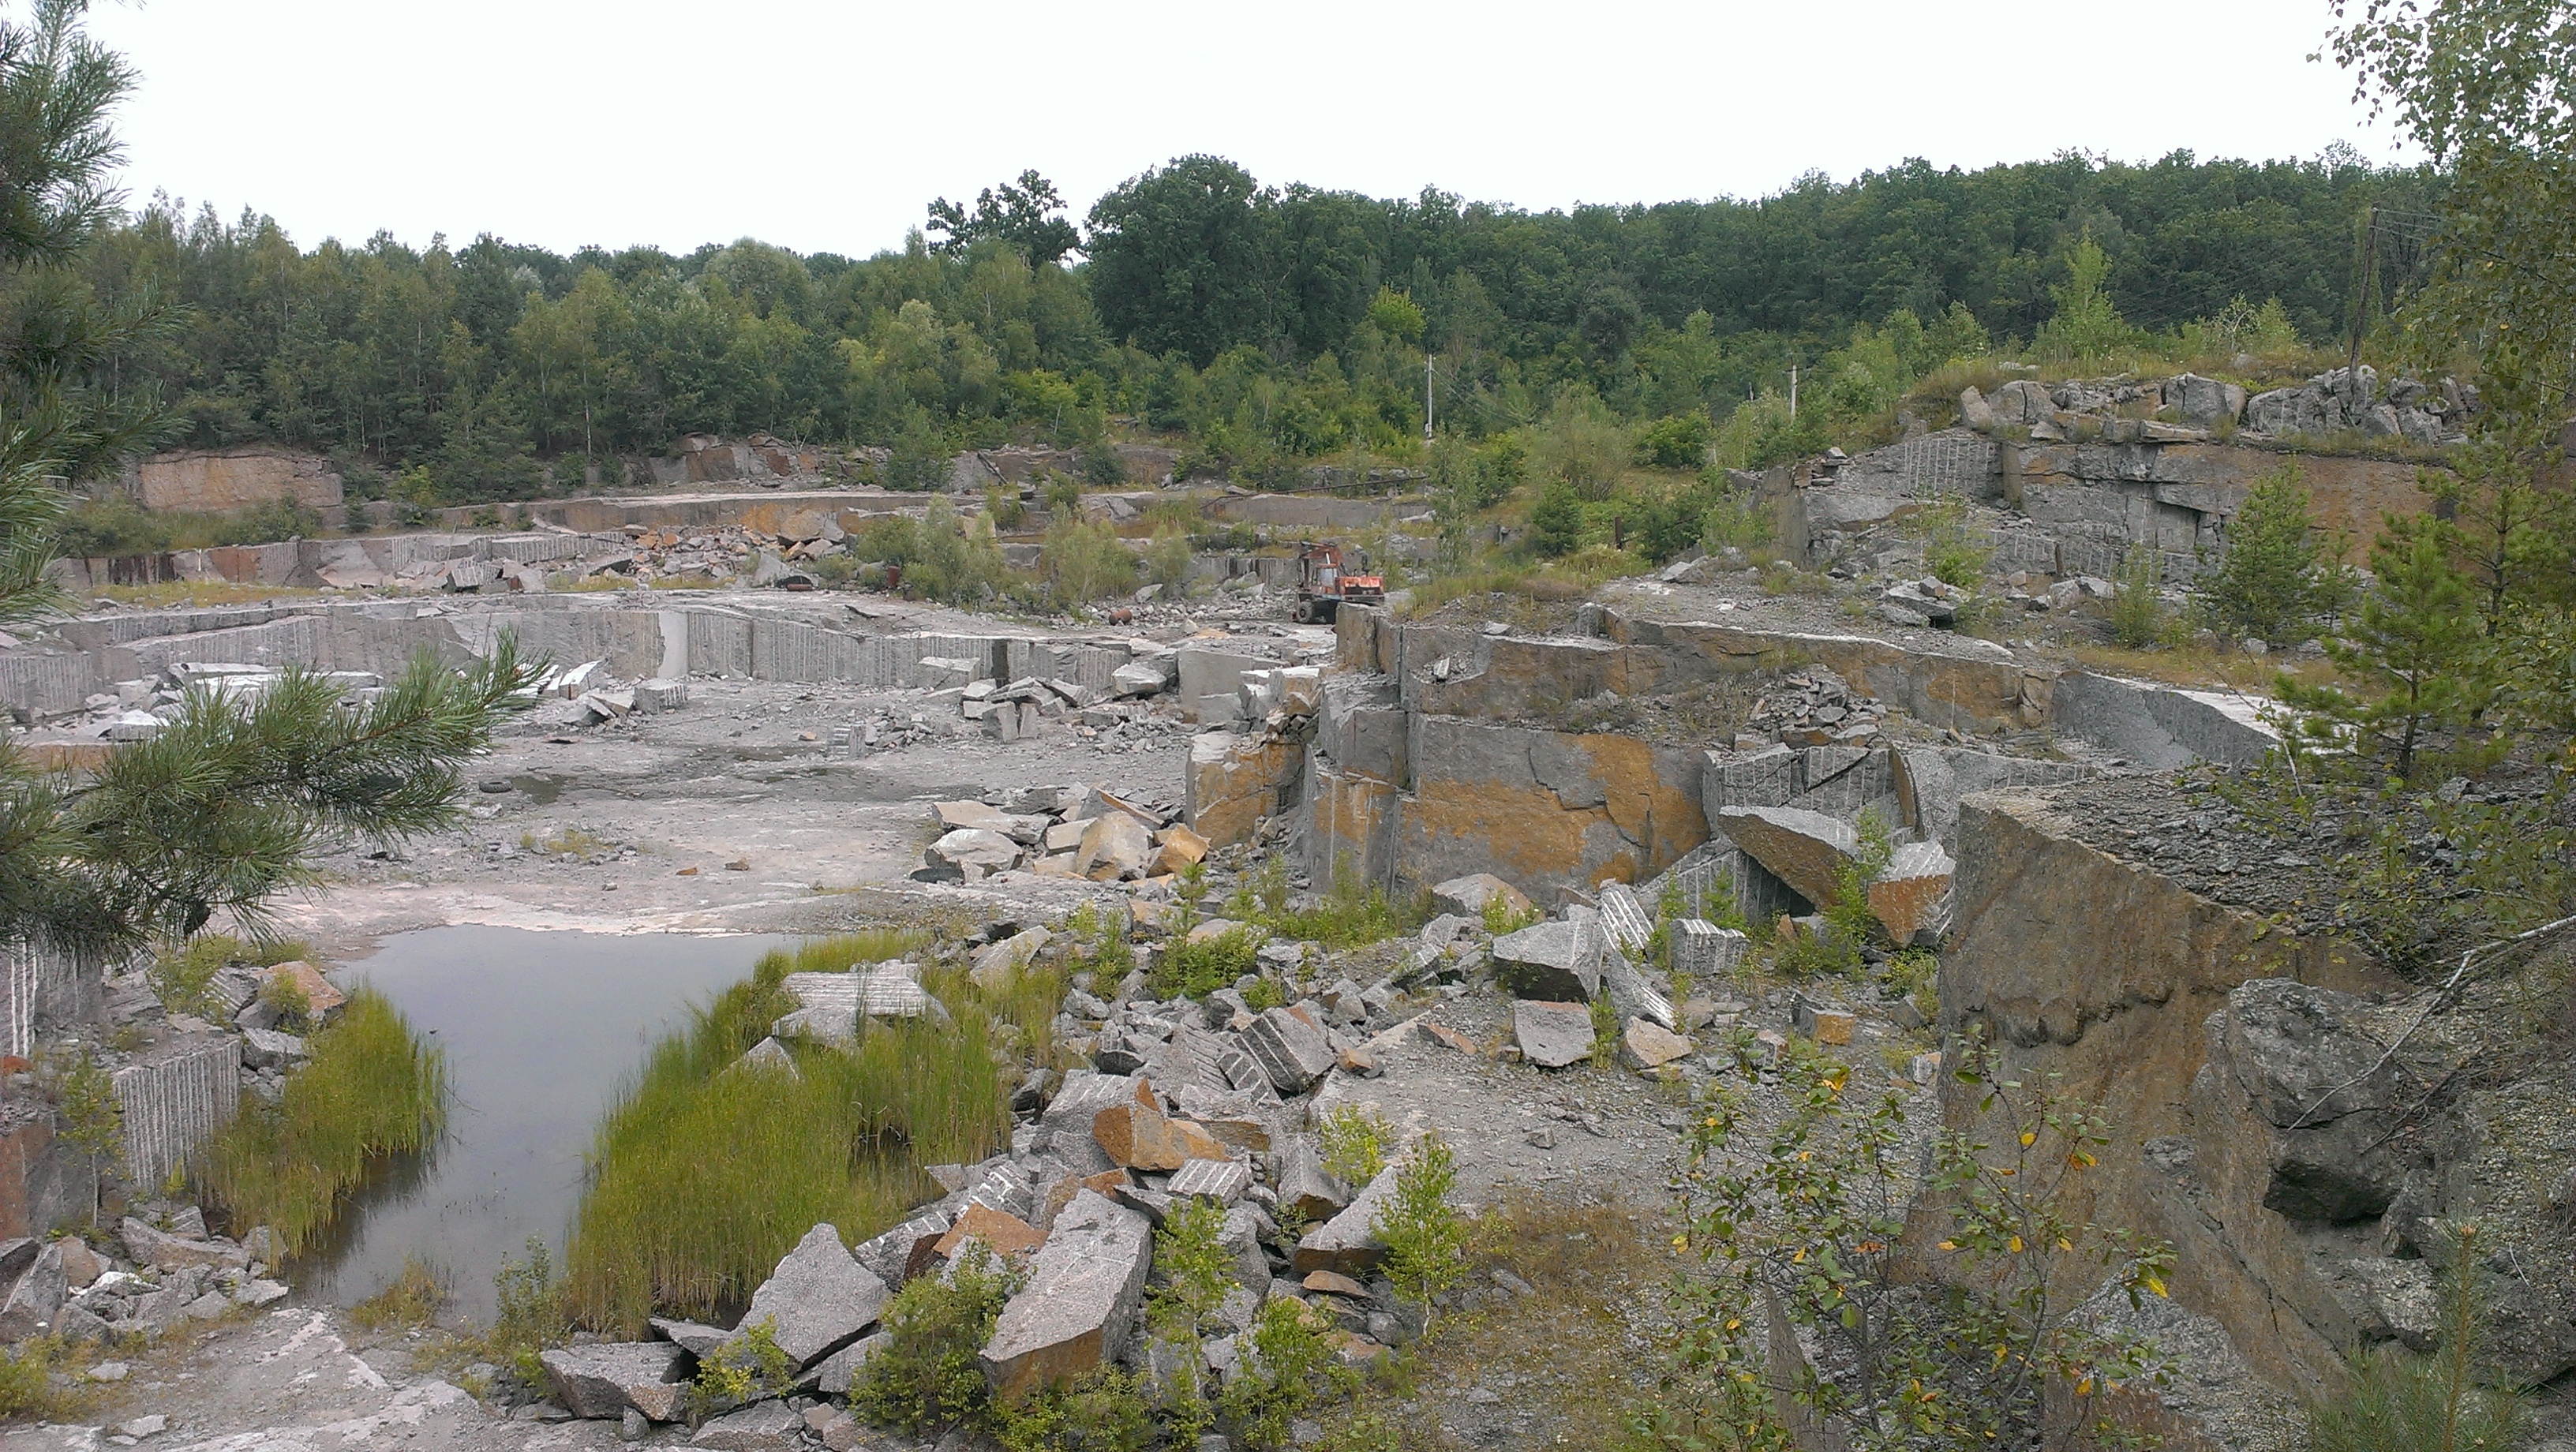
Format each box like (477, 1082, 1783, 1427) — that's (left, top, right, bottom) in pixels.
(0, 1208, 289, 1347)
(920, 785, 1208, 884)
(1742, 668, 1886, 748)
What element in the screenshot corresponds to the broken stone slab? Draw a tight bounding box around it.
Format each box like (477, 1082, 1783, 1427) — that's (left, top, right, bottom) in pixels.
(1866, 840, 1955, 944)
(1513, 1000, 1595, 1069)
(1275, 1135, 1351, 1222)
(1073, 813, 1153, 881)
(238, 1026, 308, 1070)
(722, 1224, 889, 1371)
(118, 1220, 249, 1273)
(0, 1241, 66, 1341)
(807, 1330, 889, 1399)
(848, 1211, 953, 1289)
(693, 1399, 803, 1452)
(934, 799, 1020, 834)
(1240, 1007, 1336, 1094)
(1113, 661, 1169, 698)
(1597, 942, 1674, 1030)
(1491, 921, 1600, 1003)
(1294, 1166, 1399, 1275)
(1093, 1098, 1229, 1171)
(539, 1342, 689, 1420)
(1430, 874, 1532, 922)
(1166, 1156, 1253, 1205)
(634, 679, 688, 713)
(649, 1316, 729, 1357)
(980, 1190, 1154, 1398)
(926, 828, 1022, 879)
(1619, 1020, 1694, 1070)
(1151, 824, 1211, 877)
(1594, 882, 1655, 956)
(1790, 995, 1855, 1046)
(971, 927, 1052, 988)
(1714, 806, 1857, 907)
(1672, 919, 1749, 981)
(732, 1036, 798, 1078)
(934, 1204, 1046, 1262)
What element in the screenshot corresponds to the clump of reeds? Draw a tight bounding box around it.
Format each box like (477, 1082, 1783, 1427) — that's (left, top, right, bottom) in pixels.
(200, 986, 447, 1255)
(564, 930, 1058, 1335)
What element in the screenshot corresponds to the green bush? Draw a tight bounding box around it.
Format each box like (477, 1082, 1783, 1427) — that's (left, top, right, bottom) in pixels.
(2197, 462, 2325, 643)
(2108, 543, 2170, 647)
(1041, 518, 1140, 604)
(994, 1368, 1153, 1452)
(1150, 926, 1260, 1000)
(1221, 1298, 1360, 1450)
(854, 1242, 1018, 1434)
(1148, 1196, 1234, 1338)
(1633, 412, 1713, 469)
(1528, 481, 1583, 559)
(2308, 1222, 2530, 1452)
(1372, 1132, 1466, 1327)
(695, 1319, 794, 1413)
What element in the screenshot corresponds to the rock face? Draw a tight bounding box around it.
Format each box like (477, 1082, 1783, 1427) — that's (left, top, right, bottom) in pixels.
(1513, 999, 1594, 1069)
(725, 1225, 889, 1370)
(2200, 980, 2417, 1222)
(539, 1342, 688, 1421)
(981, 1190, 1153, 1398)
(1185, 731, 1303, 849)
(1714, 806, 1855, 906)
(1490, 922, 1598, 1003)
(126, 447, 345, 513)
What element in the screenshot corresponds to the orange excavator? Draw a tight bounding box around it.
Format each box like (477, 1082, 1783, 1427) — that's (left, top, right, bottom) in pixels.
(1294, 543, 1383, 623)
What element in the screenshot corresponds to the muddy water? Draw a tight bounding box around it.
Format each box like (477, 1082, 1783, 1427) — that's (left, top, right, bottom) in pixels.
(294, 925, 790, 1321)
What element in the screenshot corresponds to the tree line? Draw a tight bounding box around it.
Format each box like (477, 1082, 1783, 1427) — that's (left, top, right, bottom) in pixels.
(58, 147, 2438, 503)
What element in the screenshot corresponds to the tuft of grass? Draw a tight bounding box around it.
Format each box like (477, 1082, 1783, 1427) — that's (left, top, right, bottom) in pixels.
(0, 1336, 92, 1420)
(200, 986, 447, 1256)
(351, 1256, 446, 1331)
(147, 934, 311, 1018)
(1149, 926, 1260, 1001)
(565, 930, 1046, 1334)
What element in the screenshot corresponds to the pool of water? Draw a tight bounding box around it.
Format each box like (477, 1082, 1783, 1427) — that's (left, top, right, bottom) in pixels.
(292, 925, 790, 1321)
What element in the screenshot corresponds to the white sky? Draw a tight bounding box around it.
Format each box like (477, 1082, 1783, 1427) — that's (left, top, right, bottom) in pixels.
(85, 0, 2402, 261)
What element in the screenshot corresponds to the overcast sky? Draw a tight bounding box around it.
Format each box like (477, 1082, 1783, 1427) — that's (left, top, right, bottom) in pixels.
(85, 0, 2401, 261)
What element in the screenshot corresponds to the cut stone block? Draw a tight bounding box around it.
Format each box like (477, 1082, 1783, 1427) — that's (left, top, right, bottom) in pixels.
(1491, 921, 1598, 1003)
(539, 1342, 688, 1420)
(1430, 874, 1531, 922)
(723, 1223, 889, 1371)
(980, 1190, 1154, 1398)
(1714, 805, 1858, 907)
(1866, 840, 1956, 944)
(1240, 1007, 1335, 1094)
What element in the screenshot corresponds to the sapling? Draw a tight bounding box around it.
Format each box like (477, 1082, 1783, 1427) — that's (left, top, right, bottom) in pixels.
(1373, 1131, 1467, 1330)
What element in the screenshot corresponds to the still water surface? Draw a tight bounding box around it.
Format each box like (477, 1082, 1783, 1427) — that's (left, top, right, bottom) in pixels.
(293, 925, 788, 1320)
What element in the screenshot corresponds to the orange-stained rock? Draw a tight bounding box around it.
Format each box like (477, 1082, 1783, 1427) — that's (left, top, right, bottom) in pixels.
(263, 961, 346, 1020)
(1094, 1101, 1193, 1171)
(936, 1203, 1046, 1261)
(1185, 732, 1302, 848)
(1151, 824, 1210, 877)
(1866, 840, 1955, 942)
(1041, 1171, 1129, 1231)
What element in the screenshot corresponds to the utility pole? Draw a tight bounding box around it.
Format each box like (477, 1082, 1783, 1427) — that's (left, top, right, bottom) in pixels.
(1425, 354, 1435, 443)
(1788, 363, 1799, 420)
(2346, 203, 2379, 412)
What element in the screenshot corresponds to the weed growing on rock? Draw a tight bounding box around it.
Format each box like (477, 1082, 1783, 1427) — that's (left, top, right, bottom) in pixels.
(1061, 902, 1134, 983)
(854, 1241, 1018, 1435)
(1374, 1132, 1467, 1330)
(459, 1238, 568, 1387)
(1587, 994, 1619, 1068)
(2109, 543, 2172, 648)
(0, 1336, 84, 1420)
(1479, 894, 1542, 937)
(200, 986, 447, 1255)
(1150, 1196, 1236, 1338)
(1319, 1107, 1393, 1187)
(694, 1319, 794, 1414)
(1242, 976, 1287, 1011)
(54, 1046, 119, 1226)
(145, 934, 308, 1017)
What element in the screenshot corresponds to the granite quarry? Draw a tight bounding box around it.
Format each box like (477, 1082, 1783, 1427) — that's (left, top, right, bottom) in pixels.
(1, 387, 2569, 1452)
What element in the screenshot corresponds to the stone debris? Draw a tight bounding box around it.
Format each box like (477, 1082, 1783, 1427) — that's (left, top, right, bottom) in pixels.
(1715, 805, 1859, 907)
(1430, 874, 1532, 921)
(539, 1342, 689, 1421)
(1672, 919, 1749, 979)
(1490, 921, 1600, 1004)
(1294, 1165, 1398, 1275)
(981, 1189, 1153, 1398)
(723, 1223, 889, 1371)
(1791, 995, 1856, 1046)
(1513, 999, 1595, 1069)
(1240, 1007, 1335, 1094)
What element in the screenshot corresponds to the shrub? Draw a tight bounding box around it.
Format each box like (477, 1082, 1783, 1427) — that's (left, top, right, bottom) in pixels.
(1633, 413, 1713, 469)
(2308, 1219, 2531, 1452)
(1219, 1298, 1358, 1450)
(1150, 925, 1260, 1001)
(854, 1242, 1017, 1434)
(1040, 518, 1139, 604)
(1528, 481, 1583, 559)
(695, 1319, 795, 1413)
(469, 1238, 569, 1387)
(1318, 1106, 1392, 1187)
(200, 986, 447, 1255)
(1372, 1132, 1466, 1327)
(1918, 496, 1989, 589)
(2108, 542, 2169, 647)
(993, 1369, 1154, 1452)
(350, 1256, 444, 1330)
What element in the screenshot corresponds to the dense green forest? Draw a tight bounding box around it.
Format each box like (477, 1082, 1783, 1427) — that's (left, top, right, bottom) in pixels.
(66, 149, 2438, 503)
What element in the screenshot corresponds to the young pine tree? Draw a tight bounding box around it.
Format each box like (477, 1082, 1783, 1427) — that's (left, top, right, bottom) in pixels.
(2334, 517, 2480, 777)
(2201, 464, 2323, 645)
